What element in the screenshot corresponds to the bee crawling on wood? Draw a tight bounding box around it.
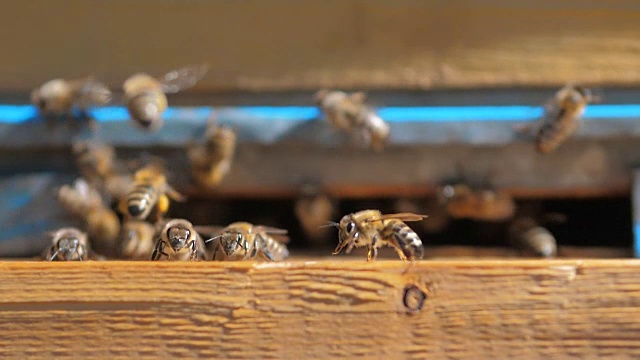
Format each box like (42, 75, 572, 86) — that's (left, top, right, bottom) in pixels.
(151, 219, 208, 261)
(206, 222, 290, 262)
(324, 210, 428, 261)
(188, 115, 237, 188)
(31, 77, 111, 126)
(315, 90, 390, 151)
(57, 178, 121, 257)
(44, 228, 91, 261)
(439, 184, 516, 222)
(121, 164, 185, 222)
(123, 64, 208, 131)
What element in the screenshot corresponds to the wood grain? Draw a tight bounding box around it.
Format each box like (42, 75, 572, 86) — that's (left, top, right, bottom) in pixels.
(2, 1, 640, 91)
(0, 260, 639, 359)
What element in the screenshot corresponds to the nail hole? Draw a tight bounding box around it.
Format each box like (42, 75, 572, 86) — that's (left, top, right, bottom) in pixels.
(403, 284, 426, 312)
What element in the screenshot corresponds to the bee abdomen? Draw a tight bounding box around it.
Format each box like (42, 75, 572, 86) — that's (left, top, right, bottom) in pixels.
(127, 90, 167, 129)
(386, 221, 424, 260)
(126, 184, 157, 218)
(536, 114, 581, 153)
(261, 236, 289, 262)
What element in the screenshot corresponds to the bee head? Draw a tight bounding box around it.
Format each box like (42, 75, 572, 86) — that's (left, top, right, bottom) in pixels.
(333, 214, 359, 255)
(220, 232, 244, 256)
(167, 225, 191, 251)
(55, 236, 80, 260)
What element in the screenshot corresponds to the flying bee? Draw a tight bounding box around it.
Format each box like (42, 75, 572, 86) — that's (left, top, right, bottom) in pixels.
(121, 220, 157, 260)
(57, 178, 121, 256)
(31, 77, 111, 124)
(188, 116, 237, 187)
(207, 222, 289, 261)
(535, 84, 598, 154)
(440, 184, 516, 222)
(44, 227, 91, 261)
(326, 210, 428, 261)
(123, 64, 208, 131)
(294, 186, 335, 244)
(315, 90, 390, 151)
(121, 164, 185, 222)
(151, 219, 207, 261)
(507, 216, 558, 258)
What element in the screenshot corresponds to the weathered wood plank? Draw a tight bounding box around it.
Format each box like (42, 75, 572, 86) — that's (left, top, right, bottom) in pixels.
(2, 1, 640, 91)
(0, 260, 638, 359)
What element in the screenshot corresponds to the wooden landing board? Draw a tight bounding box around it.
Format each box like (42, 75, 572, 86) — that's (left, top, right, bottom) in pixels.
(0, 260, 638, 359)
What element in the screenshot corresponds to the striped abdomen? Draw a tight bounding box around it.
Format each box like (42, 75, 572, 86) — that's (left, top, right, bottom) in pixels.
(257, 234, 289, 261)
(536, 106, 585, 154)
(126, 183, 158, 220)
(381, 219, 424, 260)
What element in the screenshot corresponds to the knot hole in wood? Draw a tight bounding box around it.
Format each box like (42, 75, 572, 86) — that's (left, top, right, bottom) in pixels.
(403, 284, 427, 312)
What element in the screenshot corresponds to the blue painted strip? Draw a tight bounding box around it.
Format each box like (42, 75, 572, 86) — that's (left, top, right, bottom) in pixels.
(583, 104, 640, 119)
(634, 223, 640, 258)
(379, 106, 544, 122)
(1, 104, 640, 124)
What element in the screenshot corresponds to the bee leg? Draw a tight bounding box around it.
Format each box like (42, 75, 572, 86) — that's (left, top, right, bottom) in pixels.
(386, 235, 408, 261)
(249, 237, 259, 260)
(188, 240, 198, 261)
(151, 241, 168, 261)
(367, 235, 379, 262)
(212, 242, 221, 261)
(78, 244, 87, 261)
(257, 234, 275, 261)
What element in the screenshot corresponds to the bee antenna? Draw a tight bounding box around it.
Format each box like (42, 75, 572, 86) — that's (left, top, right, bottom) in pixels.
(317, 221, 339, 229)
(49, 249, 61, 261)
(204, 235, 222, 243)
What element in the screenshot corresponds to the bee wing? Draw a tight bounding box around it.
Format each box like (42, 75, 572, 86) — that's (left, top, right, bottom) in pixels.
(160, 64, 209, 94)
(254, 226, 289, 243)
(366, 213, 429, 223)
(254, 226, 288, 235)
(270, 234, 290, 244)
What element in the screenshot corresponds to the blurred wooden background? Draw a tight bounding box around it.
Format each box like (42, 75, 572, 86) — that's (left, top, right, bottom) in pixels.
(2, 1, 640, 92)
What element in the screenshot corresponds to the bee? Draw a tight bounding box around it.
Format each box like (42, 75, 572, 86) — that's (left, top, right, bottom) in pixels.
(121, 164, 185, 222)
(507, 217, 557, 258)
(326, 211, 427, 261)
(535, 84, 597, 154)
(294, 186, 335, 244)
(188, 116, 237, 187)
(440, 184, 515, 222)
(208, 222, 289, 261)
(123, 64, 208, 131)
(31, 77, 110, 122)
(121, 220, 157, 260)
(151, 219, 207, 261)
(57, 179, 121, 256)
(315, 90, 390, 151)
(44, 227, 91, 261)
